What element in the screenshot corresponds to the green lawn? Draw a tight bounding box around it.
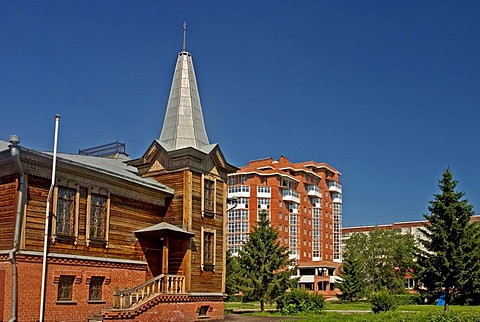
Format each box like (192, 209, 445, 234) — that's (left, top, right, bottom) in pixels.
(225, 301, 480, 321)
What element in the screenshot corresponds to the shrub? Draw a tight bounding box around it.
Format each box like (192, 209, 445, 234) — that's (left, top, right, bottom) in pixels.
(370, 290, 398, 313)
(276, 288, 325, 315)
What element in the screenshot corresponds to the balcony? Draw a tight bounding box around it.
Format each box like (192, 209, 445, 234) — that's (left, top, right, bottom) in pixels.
(332, 193, 342, 204)
(310, 197, 321, 208)
(288, 205, 299, 214)
(328, 181, 342, 193)
(282, 189, 300, 203)
(306, 185, 322, 198)
(228, 185, 250, 198)
(256, 186, 271, 198)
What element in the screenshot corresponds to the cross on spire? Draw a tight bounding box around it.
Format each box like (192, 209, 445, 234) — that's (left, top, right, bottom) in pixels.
(183, 21, 187, 51)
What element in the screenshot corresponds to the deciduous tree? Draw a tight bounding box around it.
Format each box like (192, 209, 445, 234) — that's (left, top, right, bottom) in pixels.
(339, 228, 416, 297)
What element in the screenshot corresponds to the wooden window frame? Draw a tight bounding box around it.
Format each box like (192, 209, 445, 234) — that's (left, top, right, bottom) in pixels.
(52, 182, 80, 245)
(201, 227, 216, 272)
(201, 175, 216, 218)
(86, 187, 110, 248)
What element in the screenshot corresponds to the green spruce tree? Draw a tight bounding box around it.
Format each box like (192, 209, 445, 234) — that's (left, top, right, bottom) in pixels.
(237, 211, 296, 311)
(418, 168, 480, 310)
(336, 252, 366, 301)
(225, 251, 241, 299)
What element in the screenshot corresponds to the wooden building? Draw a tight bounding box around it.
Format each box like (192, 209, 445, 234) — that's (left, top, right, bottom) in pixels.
(0, 31, 236, 321)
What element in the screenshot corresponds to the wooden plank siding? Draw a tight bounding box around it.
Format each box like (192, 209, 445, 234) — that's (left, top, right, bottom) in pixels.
(190, 172, 225, 293)
(148, 171, 185, 227)
(23, 175, 167, 262)
(150, 169, 227, 293)
(0, 176, 17, 250)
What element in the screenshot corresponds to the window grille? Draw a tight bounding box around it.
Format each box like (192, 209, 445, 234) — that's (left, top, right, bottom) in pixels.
(57, 276, 74, 301)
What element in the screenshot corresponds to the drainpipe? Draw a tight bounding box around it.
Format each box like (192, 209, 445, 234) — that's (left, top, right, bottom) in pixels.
(8, 134, 25, 322)
(39, 114, 60, 322)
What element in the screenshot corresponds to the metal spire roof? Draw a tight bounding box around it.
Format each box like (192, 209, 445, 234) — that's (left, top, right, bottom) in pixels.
(159, 22, 210, 151)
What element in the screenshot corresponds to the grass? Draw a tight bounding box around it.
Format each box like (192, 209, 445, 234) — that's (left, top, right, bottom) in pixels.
(225, 300, 480, 321)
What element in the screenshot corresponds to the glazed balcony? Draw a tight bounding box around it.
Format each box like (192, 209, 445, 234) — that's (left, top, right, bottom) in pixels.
(228, 185, 250, 198)
(310, 197, 321, 208)
(288, 204, 299, 214)
(328, 181, 342, 193)
(282, 189, 300, 203)
(332, 193, 342, 204)
(256, 186, 271, 198)
(306, 185, 322, 198)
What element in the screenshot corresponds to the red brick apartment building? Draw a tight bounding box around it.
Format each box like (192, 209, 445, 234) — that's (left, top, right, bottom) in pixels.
(227, 156, 343, 296)
(0, 34, 236, 321)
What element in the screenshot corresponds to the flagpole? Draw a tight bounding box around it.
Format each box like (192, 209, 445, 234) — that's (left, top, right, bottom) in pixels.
(39, 114, 60, 322)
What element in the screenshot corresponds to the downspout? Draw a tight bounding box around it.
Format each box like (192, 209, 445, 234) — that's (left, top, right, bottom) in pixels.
(8, 135, 24, 322)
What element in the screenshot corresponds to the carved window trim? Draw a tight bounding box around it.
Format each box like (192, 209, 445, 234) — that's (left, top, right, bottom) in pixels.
(201, 174, 217, 218)
(86, 187, 110, 248)
(52, 181, 80, 245)
(201, 226, 216, 272)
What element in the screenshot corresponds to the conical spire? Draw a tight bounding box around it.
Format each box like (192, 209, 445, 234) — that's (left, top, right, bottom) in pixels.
(159, 22, 210, 151)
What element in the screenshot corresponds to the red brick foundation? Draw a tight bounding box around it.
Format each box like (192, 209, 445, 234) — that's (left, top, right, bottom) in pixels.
(1, 253, 225, 322)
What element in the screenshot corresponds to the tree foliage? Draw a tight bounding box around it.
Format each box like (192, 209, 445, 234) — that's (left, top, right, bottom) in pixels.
(338, 228, 416, 298)
(225, 251, 241, 298)
(336, 251, 367, 301)
(417, 168, 480, 310)
(236, 211, 297, 311)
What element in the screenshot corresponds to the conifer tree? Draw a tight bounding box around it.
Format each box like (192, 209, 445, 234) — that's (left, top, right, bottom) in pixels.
(418, 168, 480, 310)
(237, 211, 296, 311)
(225, 251, 241, 298)
(336, 252, 366, 301)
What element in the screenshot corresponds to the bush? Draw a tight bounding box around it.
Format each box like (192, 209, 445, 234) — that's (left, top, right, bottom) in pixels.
(370, 290, 398, 313)
(226, 294, 243, 302)
(276, 288, 325, 315)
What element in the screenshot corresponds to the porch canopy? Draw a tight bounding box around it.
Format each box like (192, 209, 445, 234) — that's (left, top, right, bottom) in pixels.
(135, 222, 194, 238)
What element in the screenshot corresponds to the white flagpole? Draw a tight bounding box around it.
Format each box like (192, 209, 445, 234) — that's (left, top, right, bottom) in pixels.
(39, 114, 60, 322)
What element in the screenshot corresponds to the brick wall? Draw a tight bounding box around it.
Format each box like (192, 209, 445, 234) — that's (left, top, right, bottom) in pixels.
(3, 255, 225, 322)
(4, 255, 146, 322)
(105, 300, 225, 322)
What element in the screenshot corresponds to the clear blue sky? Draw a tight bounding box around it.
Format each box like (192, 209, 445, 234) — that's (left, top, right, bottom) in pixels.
(1, 1, 479, 227)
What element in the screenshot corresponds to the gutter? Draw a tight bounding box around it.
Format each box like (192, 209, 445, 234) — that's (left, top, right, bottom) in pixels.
(8, 135, 25, 322)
